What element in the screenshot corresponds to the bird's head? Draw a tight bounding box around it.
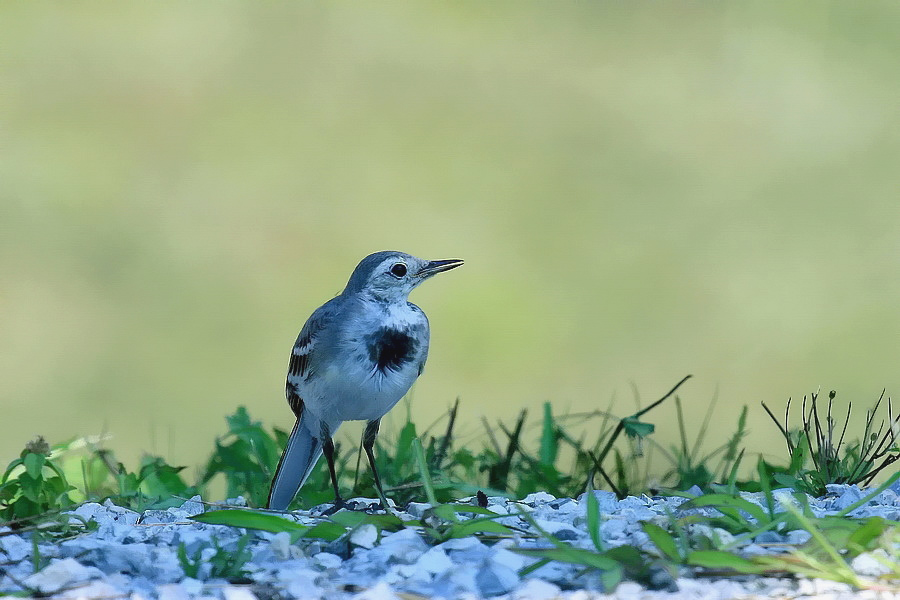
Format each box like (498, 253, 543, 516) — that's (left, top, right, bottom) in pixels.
(343, 251, 463, 302)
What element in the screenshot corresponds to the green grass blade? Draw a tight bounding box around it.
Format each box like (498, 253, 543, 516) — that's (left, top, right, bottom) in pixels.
(190, 509, 309, 534)
(412, 437, 438, 506)
(680, 494, 769, 526)
(330, 510, 405, 531)
(586, 486, 604, 551)
(757, 456, 775, 517)
(447, 518, 514, 538)
(432, 504, 503, 518)
(846, 517, 889, 552)
(686, 550, 763, 574)
(540, 402, 557, 467)
(303, 521, 351, 541)
(642, 522, 679, 561)
(776, 497, 859, 583)
(724, 448, 744, 493)
(513, 546, 621, 571)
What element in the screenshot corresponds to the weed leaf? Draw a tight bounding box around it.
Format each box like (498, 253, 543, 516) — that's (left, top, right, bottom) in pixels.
(586, 489, 604, 551)
(686, 550, 761, 573)
(191, 509, 308, 534)
(642, 522, 679, 561)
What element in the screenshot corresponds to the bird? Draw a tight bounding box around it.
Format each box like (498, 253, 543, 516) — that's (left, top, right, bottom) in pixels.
(266, 250, 463, 511)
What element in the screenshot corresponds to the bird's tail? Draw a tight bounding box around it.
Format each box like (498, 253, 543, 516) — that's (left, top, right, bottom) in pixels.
(267, 418, 325, 510)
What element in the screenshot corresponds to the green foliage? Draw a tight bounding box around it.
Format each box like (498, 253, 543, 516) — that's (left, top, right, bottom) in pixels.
(660, 397, 750, 493)
(515, 508, 649, 590)
(762, 390, 900, 496)
(585, 484, 604, 552)
(412, 436, 439, 506)
(81, 449, 196, 511)
(0, 438, 76, 526)
(0, 434, 199, 533)
(177, 533, 254, 582)
(198, 407, 286, 508)
(420, 503, 516, 543)
(481, 401, 640, 501)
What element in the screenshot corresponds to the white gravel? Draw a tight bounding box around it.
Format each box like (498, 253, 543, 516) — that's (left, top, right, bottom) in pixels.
(1, 483, 898, 599)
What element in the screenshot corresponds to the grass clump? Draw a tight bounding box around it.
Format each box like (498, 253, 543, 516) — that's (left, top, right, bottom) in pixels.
(762, 389, 899, 496)
(0, 437, 76, 526)
(177, 533, 254, 583)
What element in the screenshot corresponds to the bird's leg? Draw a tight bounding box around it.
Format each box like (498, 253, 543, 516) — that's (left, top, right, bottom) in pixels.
(320, 422, 344, 511)
(362, 419, 391, 510)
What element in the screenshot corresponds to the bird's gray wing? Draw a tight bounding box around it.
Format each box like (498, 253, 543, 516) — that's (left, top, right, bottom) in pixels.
(284, 298, 340, 417)
(269, 298, 341, 510)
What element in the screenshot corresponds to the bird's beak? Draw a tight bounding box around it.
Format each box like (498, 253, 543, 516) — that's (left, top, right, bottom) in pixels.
(417, 259, 464, 278)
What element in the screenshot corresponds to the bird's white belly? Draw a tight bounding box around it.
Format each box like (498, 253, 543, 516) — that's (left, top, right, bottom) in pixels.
(302, 357, 420, 424)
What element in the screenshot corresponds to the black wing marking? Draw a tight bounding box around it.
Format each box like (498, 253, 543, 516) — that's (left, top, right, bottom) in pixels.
(286, 384, 304, 419)
(286, 310, 322, 383)
(284, 302, 336, 413)
(288, 338, 311, 378)
(286, 329, 313, 417)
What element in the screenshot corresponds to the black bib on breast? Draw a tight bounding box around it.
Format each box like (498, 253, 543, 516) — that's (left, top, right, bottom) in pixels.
(366, 327, 418, 373)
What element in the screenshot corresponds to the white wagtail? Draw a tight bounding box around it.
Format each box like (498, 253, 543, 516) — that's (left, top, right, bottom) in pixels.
(267, 251, 463, 510)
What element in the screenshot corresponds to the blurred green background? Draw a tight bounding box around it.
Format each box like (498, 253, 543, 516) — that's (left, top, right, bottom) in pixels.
(2, 3, 898, 478)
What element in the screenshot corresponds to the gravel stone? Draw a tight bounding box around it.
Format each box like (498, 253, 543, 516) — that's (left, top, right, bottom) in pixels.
(579, 490, 619, 514)
(534, 517, 582, 537)
(351, 581, 402, 600)
(476, 560, 520, 596)
(313, 551, 343, 570)
(511, 578, 561, 600)
(785, 529, 812, 545)
(374, 527, 428, 563)
(851, 549, 894, 577)
(350, 523, 379, 549)
(754, 531, 783, 544)
(0, 533, 30, 562)
(274, 565, 321, 598)
(139, 509, 180, 524)
(521, 491, 556, 506)
(222, 586, 259, 600)
(829, 484, 864, 511)
(431, 567, 479, 597)
(600, 516, 629, 541)
(415, 546, 453, 575)
(491, 547, 527, 573)
(22, 558, 102, 594)
(56, 580, 124, 599)
(157, 582, 193, 600)
(404, 502, 432, 518)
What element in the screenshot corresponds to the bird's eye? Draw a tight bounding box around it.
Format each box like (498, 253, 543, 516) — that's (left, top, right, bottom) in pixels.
(389, 263, 408, 278)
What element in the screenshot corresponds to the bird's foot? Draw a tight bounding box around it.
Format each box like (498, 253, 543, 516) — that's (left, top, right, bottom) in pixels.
(344, 497, 385, 513)
(314, 496, 397, 516)
(317, 497, 348, 516)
